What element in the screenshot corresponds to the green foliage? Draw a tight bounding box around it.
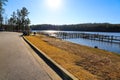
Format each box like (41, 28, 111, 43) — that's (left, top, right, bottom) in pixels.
(0, 0, 8, 29)
(31, 23, 120, 32)
(7, 7, 31, 32)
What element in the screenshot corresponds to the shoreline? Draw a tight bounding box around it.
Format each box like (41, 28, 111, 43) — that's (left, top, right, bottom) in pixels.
(25, 34, 120, 80)
(64, 39, 120, 56)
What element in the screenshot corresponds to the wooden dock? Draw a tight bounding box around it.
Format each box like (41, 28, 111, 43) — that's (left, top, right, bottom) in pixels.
(38, 32, 120, 44)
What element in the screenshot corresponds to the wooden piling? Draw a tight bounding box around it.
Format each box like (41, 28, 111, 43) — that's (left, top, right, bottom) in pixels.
(41, 32, 120, 44)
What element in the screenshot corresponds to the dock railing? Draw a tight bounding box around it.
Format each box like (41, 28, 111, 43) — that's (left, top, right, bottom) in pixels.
(36, 32, 120, 44)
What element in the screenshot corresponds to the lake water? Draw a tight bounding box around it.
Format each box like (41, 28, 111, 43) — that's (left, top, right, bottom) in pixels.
(65, 38, 120, 54)
(32, 30, 120, 54)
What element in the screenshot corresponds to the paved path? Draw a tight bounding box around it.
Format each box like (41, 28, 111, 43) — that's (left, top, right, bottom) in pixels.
(0, 32, 61, 80)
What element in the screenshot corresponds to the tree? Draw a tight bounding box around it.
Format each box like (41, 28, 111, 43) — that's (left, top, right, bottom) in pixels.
(8, 17, 14, 31)
(24, 18, 30, 30)
(20, 7, 30, 31)
(0, 0, 8, 29)
(11, 11, 17, 26)
(8, 11, 17, 31)
(16, 9, 21, 31)
(8, 7, 30, 32)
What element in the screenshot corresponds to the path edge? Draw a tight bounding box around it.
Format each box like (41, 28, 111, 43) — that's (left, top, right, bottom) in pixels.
(23, 36, 79, 80)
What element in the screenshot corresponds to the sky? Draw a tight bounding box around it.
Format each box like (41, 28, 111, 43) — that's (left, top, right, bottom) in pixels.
(3, 0, 120, 25)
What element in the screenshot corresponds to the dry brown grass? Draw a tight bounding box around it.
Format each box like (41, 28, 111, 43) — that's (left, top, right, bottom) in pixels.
(25, 35, 120, 80)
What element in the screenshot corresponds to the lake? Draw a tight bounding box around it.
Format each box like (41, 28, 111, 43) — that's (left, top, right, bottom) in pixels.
(32, 30, 120, 54)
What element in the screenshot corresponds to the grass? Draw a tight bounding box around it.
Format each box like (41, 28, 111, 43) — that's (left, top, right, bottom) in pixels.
(25, 35, 120, 80)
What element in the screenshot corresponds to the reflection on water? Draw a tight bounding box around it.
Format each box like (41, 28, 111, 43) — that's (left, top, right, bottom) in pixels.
(65, 38, 120, 54)
(32, 30, 120, 54)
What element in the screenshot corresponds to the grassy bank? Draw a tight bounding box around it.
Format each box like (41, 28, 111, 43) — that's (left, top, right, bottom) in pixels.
(25, 35, 120, 80)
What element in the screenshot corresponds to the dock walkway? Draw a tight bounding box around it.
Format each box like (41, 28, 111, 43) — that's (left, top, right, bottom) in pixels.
(41, 32, 120, 43)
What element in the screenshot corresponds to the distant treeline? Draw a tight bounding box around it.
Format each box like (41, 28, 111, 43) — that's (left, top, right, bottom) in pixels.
(31, 23, 120, 32)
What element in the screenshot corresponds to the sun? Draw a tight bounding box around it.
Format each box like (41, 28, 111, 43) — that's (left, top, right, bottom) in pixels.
(46, 0, 62, 10)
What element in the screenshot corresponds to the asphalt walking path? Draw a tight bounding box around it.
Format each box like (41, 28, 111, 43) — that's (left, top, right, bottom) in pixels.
(0, 32, 61, 80)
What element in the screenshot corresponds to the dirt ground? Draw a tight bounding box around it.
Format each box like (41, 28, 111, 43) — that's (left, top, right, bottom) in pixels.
(25, 35, 120, 80)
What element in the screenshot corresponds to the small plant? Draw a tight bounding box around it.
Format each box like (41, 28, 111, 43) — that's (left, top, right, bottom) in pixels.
(33, 32, 36, 35)
(23, 31, 30, 36)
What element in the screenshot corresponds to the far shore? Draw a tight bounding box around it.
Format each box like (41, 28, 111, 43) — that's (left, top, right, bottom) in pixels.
(25, 34, 120, 80)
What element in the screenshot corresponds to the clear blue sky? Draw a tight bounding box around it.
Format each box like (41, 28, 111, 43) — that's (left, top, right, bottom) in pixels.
(4, 0, 120, 25)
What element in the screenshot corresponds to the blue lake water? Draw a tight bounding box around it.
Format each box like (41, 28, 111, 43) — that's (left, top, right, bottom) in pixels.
(32, 30, 120, 54)
(65, 38, 120, 54)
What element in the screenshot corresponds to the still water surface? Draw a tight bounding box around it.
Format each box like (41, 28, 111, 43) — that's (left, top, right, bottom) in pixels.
(65, 38, 120, 54)
(33, 30, 120, 54)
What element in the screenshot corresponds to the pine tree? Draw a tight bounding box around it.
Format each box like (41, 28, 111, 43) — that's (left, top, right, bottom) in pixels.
(0, 0, 8, 29)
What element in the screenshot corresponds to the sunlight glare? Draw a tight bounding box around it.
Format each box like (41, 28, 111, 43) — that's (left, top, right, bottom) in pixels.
(46, 0, 62, 10)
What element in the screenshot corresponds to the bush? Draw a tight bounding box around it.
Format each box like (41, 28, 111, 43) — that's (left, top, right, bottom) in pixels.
(23, 31, 30, 36)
